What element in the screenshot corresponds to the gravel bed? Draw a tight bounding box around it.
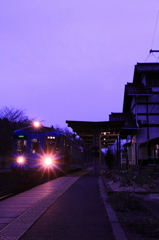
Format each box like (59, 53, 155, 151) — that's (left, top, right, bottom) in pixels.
(102, 172, 159, 240)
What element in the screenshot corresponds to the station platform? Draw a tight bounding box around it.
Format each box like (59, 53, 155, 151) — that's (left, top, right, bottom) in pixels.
(0, 168, 127, 240)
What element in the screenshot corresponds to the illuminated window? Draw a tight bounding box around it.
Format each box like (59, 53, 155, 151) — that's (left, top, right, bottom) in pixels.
(16, 135, 27, 153)
(45, 136, 56, 153)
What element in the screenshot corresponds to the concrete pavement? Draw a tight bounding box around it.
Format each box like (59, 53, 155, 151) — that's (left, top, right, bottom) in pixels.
(20, 173, 117, 240)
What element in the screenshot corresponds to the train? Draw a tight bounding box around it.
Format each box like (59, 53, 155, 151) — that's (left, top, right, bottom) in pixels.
(11, 121, 84, 177)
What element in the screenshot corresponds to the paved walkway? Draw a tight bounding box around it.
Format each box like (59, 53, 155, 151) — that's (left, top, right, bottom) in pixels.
(0, 169, 128, 240)
(20, 172, 116, 240)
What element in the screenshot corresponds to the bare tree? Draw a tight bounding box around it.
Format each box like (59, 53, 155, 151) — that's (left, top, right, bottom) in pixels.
(0, 106, 29, 123)
(63, 127, 74, 138)
(0, 106, 31, 168)
(61, 127, 84, 147)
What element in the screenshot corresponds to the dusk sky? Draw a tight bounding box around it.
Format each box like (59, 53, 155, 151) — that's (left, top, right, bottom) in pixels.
(1, 0, 159, 129)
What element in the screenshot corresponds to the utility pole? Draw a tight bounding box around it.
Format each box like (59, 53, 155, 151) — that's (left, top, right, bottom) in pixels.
(92, 128, 101, 175)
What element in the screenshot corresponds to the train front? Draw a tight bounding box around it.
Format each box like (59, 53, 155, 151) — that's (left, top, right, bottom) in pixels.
(11, 121, 63, 176)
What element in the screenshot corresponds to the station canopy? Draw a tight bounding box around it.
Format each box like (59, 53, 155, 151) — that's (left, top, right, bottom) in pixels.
(66, 120, 124, 146)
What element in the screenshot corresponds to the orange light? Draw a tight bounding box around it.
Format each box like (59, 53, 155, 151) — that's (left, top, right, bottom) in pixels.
(17, 156, 25, 164)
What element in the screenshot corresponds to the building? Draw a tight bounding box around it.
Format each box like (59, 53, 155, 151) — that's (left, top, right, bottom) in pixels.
(117, 62, 159, 166)
(66, 62, 159, 169)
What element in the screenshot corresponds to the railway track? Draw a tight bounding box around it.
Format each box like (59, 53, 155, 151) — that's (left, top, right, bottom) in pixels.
(0, 175, 53, 201)
(0, 168, 81, 201)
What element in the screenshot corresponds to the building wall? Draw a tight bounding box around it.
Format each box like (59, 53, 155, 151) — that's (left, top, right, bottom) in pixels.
(127, 143, 136, 165)
(123, 71, 159, 165)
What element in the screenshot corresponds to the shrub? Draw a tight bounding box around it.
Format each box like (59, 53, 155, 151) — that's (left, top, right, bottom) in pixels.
(107, 192, 142, 212)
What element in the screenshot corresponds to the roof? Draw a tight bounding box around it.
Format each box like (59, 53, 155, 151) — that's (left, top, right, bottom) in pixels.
(66, 120, 124, 145)
(66, 121, 124, 132)
(109, 112, 141, 139)
(123, 62, 159, 112)
(133, 62, 159, 83)
(123, 82, 152, 112)
(109, 112, 140, 129)
(125, 83, 152, 95)
(15, 126, 55, 132)
(14, 126, 62, 136)
(139, 137, 159, 147)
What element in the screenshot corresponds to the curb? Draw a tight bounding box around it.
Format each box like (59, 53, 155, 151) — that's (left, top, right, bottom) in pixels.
(98, 176, 128, 240)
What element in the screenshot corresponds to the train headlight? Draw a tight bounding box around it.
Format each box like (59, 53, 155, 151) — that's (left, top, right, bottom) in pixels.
(17, 156, 25, 164)
(44, 157, 53, 166)
(33, 121, 41, 128)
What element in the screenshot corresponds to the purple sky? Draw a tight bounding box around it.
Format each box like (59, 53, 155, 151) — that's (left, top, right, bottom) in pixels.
(1, 0, 159, 128)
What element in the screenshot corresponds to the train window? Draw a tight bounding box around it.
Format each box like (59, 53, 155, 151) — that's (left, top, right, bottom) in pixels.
(16, 139, 27, 153)
(44, 136, 56, 153)
(31, 139, 40, 154)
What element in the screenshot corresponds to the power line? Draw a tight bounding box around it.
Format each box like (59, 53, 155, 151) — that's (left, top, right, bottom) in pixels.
(151, 10, 159, 50)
